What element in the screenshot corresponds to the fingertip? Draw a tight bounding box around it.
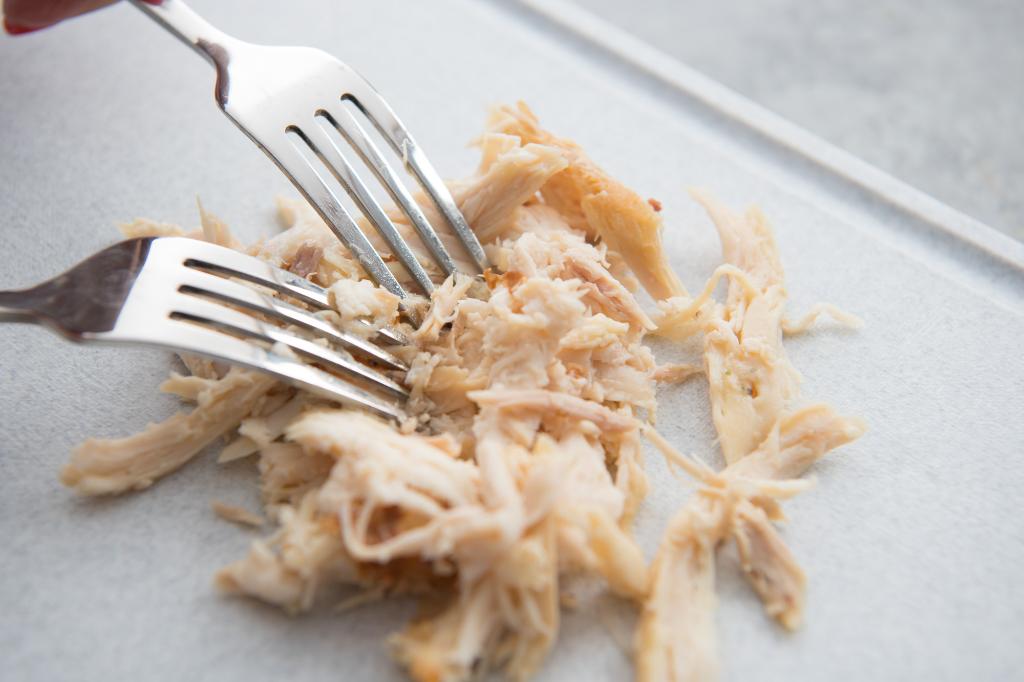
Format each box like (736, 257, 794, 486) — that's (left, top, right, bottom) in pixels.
(3, 18, 49, 35)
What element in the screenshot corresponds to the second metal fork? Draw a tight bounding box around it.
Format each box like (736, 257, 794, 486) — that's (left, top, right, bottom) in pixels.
(133, 0, 488, 299)
(0, 237, 410, 421)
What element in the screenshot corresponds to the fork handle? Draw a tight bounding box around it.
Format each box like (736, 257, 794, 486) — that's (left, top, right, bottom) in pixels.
(131, 0, 238, 65)
(0, 290, 38, 323)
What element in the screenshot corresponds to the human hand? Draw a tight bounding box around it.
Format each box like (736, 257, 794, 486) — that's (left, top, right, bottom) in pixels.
(3, 0, 160, 35)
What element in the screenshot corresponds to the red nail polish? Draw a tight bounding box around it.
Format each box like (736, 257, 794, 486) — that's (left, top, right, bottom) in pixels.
(3, 18, 47, 35)
(141, 0, 163, 4)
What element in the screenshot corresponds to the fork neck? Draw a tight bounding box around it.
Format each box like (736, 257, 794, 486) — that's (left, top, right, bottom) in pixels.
(0, 289, 38, 323)
(131, 0, 240, 66)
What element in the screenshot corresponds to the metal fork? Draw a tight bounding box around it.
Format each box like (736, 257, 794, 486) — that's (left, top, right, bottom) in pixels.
(0, 237, 408, 421)
(132, 0, 488, 299)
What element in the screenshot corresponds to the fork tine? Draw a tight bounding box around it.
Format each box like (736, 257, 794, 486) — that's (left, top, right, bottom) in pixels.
(261, 135, 409, 299)
(169, 294, 408, 399)
(297, 120, 435, 295)
(178, 241, 331, 310)
(169, 239, 409, 347)
(340, 88, 489, 273)
(372, 324, 407, 346)
(404, 145, 489, 273)
(318, 106, 458, 278)
(174, 267, 408, 371)
(150, 320, 404, 421)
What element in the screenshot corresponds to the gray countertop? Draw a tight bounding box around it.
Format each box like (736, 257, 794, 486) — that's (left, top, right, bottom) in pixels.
(1, 2, 1022, 681)
(573, 0, 1024, 240)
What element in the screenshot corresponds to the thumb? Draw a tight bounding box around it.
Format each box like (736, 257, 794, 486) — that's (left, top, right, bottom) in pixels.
(3, 0, 155, 34)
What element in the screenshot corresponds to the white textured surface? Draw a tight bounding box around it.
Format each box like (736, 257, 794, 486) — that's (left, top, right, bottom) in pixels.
(0, 1, 1022, 681)
(573, 0, 1024, 241)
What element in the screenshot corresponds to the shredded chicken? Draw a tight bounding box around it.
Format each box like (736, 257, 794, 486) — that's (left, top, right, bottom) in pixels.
(119, 217, 187, 239)
(212, 502, 265, 528)
(656, 190, 800, 465)
(782, 303, 864, 335)
(61, 103, 864, 682)
(287, 241, 323, 279)
(653, 362, 702, 384)
(215, 492, 352, 613)
(198, 198, 244, 250)
(62, 368, 276, 495)
(328, 278, 402, 336)
(489, 102, 684, 301)
(638, 407, 864, 681)
(641, 188, 866, 681)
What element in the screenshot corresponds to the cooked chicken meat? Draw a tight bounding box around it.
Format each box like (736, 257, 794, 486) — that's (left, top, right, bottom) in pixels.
(62, 368, 277, 495)
(61, 103, 863, 682)
(489, 103, 685, 301)
(641, 190, 866, 681)
(638, 407, 864, 681)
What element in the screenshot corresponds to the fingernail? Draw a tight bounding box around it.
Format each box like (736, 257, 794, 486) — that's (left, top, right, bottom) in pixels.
(3, 18, 48, 35)
(141, 0, 163, 4)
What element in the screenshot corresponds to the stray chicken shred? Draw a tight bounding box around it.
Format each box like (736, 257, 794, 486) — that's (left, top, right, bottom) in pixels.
(62, 102, 863, 681)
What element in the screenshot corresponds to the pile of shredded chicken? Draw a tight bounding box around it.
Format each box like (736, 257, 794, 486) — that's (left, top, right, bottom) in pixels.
(61, 102, 864, 682)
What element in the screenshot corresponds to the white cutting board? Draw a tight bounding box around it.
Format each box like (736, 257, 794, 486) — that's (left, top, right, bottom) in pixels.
(1, 1, 1021, 680)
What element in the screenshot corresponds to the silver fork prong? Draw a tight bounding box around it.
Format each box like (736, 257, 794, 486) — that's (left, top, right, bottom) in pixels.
(0, 236, 409, 418)
(179, 241, 332, 310)
(260, 323, 408, 400)
(341, 89, 489, 273)
(174, 267, 408, 371)
(299, 119, 435, 295)
(263, 134, 409, 299)
(374, 325, 406, 346)
(134, 0, 485, 295)
(169, 294, 408, 399)
(319, 106, 458, 278)
(153, 319, 404, 421)
(405, 145, 488, 272)
(172, 239, 409, 346)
